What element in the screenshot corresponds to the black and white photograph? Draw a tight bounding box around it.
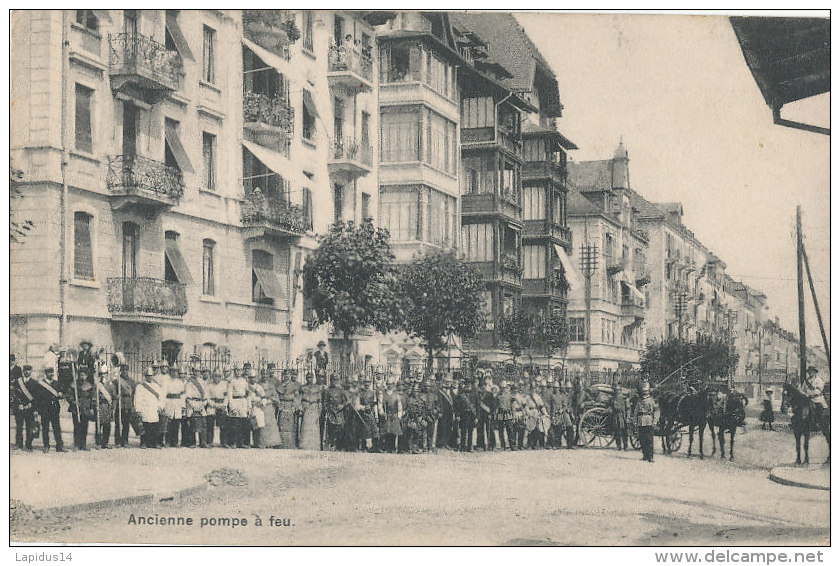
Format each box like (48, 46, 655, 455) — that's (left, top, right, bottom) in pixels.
(7, 8, 831, 551)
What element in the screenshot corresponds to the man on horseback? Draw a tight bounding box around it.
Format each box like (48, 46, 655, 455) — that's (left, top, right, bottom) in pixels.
(804, 366, 827, 420)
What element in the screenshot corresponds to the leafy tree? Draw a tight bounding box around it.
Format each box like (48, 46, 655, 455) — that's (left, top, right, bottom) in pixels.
(10, 163, 33, 244)
(397, 249, 486, 367)
(498, 310, 530, 364)
(539, 314, 570, 369)
(641, 335, 739, 389)
(302, 219, 400, 363)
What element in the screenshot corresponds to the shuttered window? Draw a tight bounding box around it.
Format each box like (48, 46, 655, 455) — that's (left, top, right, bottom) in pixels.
(74, 212, 94, 280)
(74, 84, 93, 153)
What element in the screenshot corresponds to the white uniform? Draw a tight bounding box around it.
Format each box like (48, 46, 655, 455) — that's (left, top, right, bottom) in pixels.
(162, 376, 186, 419)
(134, 381, 163, 423)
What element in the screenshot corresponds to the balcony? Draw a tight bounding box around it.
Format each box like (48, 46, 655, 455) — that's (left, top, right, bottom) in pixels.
(243, 90, 294, 157)
(106, 155, 184, 210)
(108, 33, 181, 101)
(328, 45, 374, 93)
(107, 277, 188, 321)
(606, 255, 625, 276)
(621, 298, 645, 323)
(328, 137, 373, 179)
(523, 158, 567, 185)
(461, 127, 522, 158)
(522, 219, 571, 245)
(522, 277, 569, 300)
(241, 190, 309, 240)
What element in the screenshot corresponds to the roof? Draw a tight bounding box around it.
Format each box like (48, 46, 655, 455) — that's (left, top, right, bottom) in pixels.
(567, 159, 613, 193)
(447, 12, 563, 116)
(566, 187, 601, 216)
(730, 16, 829, 110)
(522, 122, 578, 150)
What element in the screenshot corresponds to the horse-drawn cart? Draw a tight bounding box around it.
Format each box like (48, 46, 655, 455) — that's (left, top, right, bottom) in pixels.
(577, 383, 638, 448)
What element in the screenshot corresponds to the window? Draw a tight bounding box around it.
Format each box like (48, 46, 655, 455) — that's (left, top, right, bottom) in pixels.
(427, 189, 457, 247)
(164, 118, 193, 173)
(75, 10, 98, 32)
(361, 193, 371, 221)
(553, 191, 565, 225)
(73, 212, 94, 280)
(461, 154, 496, 195)
(333, 185, 343, 224)
(570, 318, 585, 342)
(461, 223, 493, 262)
(361, 111, 370, 148)
(461, 97, 494, 129)
(302, 188, 313, 230)
(202, 25, 215, 84)
(165, 10, 194, 62)
(202, 132, 216, 191)
(122, 222, 138, 280)
(379, 190, 420, 242)
(501, 159, 520, 203)
(380, 44, 420, 83)
(333, 97, 344, 140)
(124, 10, 138, 37)
(302, 90, 316, 141)
(122, 102, 138, 157)
(333, 15, 344, 46)
(380, 109, 420, 162)
(426, 110, 457, 174)
(252, 250, 283, 306)
(202, 239, 215, 295)
(523, 186, 546, 221)
(425, 51, 452, 99)
(523, 245, 546, 279)
(164, 231, 193, 285)
(302, 11, 314, 53)
(74, 84, 93, 153)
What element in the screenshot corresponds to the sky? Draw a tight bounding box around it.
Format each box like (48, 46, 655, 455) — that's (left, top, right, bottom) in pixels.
(516, 12, 830, 351)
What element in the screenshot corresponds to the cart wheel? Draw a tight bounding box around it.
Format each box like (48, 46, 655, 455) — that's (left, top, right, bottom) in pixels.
(668, 429, 683, 453)
(578, 407, 614, 448)
(629, 421, 640, 449)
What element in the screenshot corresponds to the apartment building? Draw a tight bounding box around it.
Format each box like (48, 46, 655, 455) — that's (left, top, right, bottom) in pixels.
(565, 142, 649, 371)
(9, 9, 381, 367)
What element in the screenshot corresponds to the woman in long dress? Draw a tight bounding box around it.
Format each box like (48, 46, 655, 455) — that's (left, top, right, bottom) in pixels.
(298, 373, 322, 450)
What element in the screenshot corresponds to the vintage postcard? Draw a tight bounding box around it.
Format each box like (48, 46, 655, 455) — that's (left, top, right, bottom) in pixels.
(8, 9, 830, 550)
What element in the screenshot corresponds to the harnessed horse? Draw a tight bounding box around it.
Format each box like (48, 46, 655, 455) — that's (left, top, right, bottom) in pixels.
(711, 390, 747, 461)
(781, 382, 831, 465)
(655, 383, 718, 457)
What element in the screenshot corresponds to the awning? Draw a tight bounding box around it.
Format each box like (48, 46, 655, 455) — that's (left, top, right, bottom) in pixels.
(243, 139, 286, 176)
(554, 244, 583, 290)
(242, 37, 286, 74)
(166, 11, 195, 61)
(621, 280, 645, 306)
(164, 122, 194, 173)
(164, 238, 193, 285)
(302, 89, 320, 119)
(253, 267, 285, 300)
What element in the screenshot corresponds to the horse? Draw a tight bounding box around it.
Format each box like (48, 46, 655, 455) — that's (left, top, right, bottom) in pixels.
(656, 385, 716, 457)
(711, 391, 746, 461)
(781, 382, 831, 465)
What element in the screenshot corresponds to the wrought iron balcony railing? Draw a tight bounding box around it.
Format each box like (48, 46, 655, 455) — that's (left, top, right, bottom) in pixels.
(106, 155, 185, 201)
(107, 277, 188, 317)
(241, 190, 309, 235)
(328, 44, 373, 81)
(109, 32, 182, 91)
(243, 90, 294, 133)
(331, 137, 373, 166)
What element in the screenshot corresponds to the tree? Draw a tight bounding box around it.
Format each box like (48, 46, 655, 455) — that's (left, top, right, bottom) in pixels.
(641, 335, 739, 388)
(498, 310, 530, 364)
(397, 249, 486, 368)
(302, 219, 400, 365)
(10, 162, 33, 244)
(539, 314, 570, 371)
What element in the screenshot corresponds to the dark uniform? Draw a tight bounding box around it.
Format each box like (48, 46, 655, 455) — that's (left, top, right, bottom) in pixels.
(11, 366, 36, 450)
(113, 368, 134, 447)
(356, 380, 380, 451)
(421, 381, 440, 452)
(404, 384, 429, 453)
(94, 375, 117, 449)
(323, 380, 348, 451)
(613, 389, 631, 450)
(634, 386, 656, 462)
(495, 385, 516, 450)
(30, 370, 65, 452)
(455, 383, 478, 452)
(555, 387, 576, 448)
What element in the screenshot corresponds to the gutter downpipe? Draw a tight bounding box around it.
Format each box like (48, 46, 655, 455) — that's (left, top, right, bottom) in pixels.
(59, 10, 71, 345)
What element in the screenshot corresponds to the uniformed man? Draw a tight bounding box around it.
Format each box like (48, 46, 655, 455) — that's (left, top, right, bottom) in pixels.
(113, 363, 134, 447)
(245, 368, 266, 448)
(135, 367, 163, 449)
(205, 369, 228, 447)
(77, 340, 96, 378)
(511, 382, 528, 450)
(803, 366, 827, 418)
(30, 366, 65, 453)
(404, 381, 428, 454)
(10, 353, 23, 384)
(160, 362, 184, 447)
(633, 379, 656, 462)
(355, 376, 380, 452)
(436, 376, 456, 450)
(556, 381, 576, 449)
(226, 365, 251, 448)
(275, 368, 300, 449)
(613, 387, 631, 451)
(380, 378, 403, 453)
(421, 377, 440, 452)
(323, 374, 348, 451)
(475, 374, 495, 451)
(94, 364, 116, 449)
(495, 381, 516, 450)
(184, 367, 209, 448)
(11, 363, 37, 450)
(455, 380, 478, 452)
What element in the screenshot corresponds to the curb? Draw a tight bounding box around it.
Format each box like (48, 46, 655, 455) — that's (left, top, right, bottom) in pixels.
(768, 467, 830, 491)
(41, 481, 208, 515)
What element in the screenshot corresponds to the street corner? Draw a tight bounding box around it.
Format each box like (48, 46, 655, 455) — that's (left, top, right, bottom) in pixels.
(769, 463, 830, 490)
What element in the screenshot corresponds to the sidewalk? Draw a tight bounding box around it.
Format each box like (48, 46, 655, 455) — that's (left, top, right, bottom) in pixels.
(10, 447, 209, 511)
(769, 464, 831, 491)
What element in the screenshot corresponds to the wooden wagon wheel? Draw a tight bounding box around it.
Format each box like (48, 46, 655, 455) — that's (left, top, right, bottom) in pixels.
(578, 407, 615, 448)
(629, 419, 640, 449)
(661, 425, 683, 453)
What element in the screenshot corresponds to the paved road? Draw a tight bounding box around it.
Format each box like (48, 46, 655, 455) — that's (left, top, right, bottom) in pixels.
(11, 439, 829, 546)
